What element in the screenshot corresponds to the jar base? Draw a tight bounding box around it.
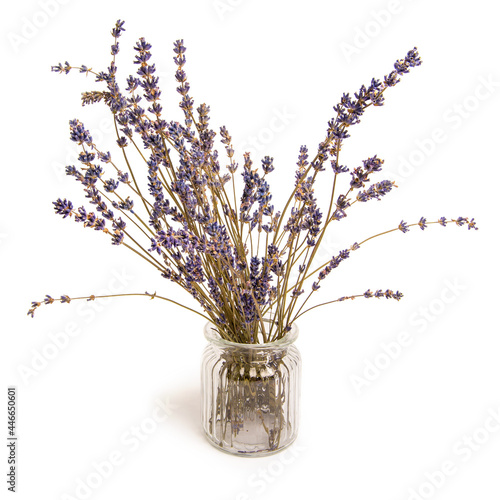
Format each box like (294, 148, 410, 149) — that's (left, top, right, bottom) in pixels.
(203, 431, 299, 458)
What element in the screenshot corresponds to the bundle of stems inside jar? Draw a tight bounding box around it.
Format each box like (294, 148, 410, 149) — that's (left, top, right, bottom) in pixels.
(29, 20, 478, 342)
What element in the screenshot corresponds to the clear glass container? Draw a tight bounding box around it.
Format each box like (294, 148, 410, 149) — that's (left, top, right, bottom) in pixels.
(201, 322, 301, 456)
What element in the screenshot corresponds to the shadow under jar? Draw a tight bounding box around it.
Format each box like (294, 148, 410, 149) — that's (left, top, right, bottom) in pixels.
(201, 322, 301, 457)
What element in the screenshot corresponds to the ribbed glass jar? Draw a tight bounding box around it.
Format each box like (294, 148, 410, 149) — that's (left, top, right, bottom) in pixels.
(201, 323, 301, 456)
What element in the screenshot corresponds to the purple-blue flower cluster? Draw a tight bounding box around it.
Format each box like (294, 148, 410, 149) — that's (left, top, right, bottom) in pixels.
(33, 22, 477, 342)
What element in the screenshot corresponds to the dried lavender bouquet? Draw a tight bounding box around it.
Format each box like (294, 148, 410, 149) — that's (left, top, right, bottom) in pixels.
(30, 20, 477, 346)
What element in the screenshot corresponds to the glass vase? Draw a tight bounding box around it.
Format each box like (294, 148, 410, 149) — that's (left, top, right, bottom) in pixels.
(201, 322, 301, 456)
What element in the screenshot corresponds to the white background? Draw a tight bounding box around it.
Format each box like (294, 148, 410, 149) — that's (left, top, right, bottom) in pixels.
(1, 0, 498, 499)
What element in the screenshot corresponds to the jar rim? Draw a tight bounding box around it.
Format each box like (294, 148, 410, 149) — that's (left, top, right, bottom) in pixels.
(204, 321, 299, 349)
